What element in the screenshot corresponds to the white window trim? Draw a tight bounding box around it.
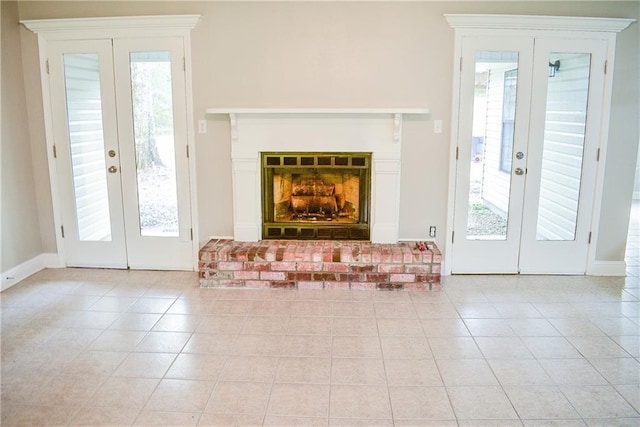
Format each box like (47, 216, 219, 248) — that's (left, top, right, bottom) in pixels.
(22, 15, 201, 270)
(443, 14, 634, 276)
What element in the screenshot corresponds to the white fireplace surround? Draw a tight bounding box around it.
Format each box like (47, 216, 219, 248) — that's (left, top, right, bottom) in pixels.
(206, 108, 429, 243)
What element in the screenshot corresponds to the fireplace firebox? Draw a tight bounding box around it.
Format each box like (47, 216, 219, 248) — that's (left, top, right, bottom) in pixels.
(261, 152, 371, 240)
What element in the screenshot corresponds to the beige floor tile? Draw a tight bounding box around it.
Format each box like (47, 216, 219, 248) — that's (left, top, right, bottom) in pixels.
(205, 381, 271, 415)
(89, 330, 147, 351)
(437, 359, 499, 386)
(88, 377, 159, 409)
(377, 318, 425, 336)
(388, 386, 455, 419)
(166, 353, 227, 381)
(152, 314, 202, 332)
(504, 386, 580, 419)
(135, 331, 191, 353)
(251, 300, 293, 316)
(331, 358, 386, 385)
(329, 418, 393, 427)
(447, 386, 519, 420)
(421, 318, 471, 337)
(285, 316, 333, 335)
(88, 296, 138, 312)
(35, 375, 105, 407)
(611, 335, 640, 357)
(589, 357, 640, 385)
(538, 358, 608, 386)
(476, 337, 534, 359)
(493, 302, 543, 319)
(220, 355, 278, 382)
(460, 420, 524, 426)
(455, 302, 502, 319)
(267, 383, 330, 417)
(290, 300, 333, 317)
(69, 406, 141, 426)
(263, 415, 328, 426)
(70, 311, 122, 329)
(241, 316, 290, 334)
(127, 297, 176, 314)
(113, 352, 176, 378)
(275, 357, 331, 384)
(134, 410, 201, 426)
(488, 359, 555, 386)
(385, 358, 442, 386)
(428, 336, 483, 359)
(281, 335, 332, 357)
(332, 301, 375, 317)
(146, 379, 214, 412)
(108, 312, 162, 331)
(561, 385, 639, 418)
(329, 384, 392, 419)
(1, 404, 78, 426)
(231, 334, 283, 356)
(208, 299, 253, 316)
(521, 337, 583, 359)
(332, 336, 382, 358)
(332, 317, 379, 336)
(167, 298, 214, 315)
(505, 319, 561, 337)
(196, 317, 246, 336)
(379, 335, 432, 359)
(198, 413, 263, 426)
(566, 336, 632, 358)
(60, 350, 129, 378)
(615, 384, 640, 412)
(413, 302, 460, 319)
(183, 333, 236, 354)
(374, 302, 418, 319)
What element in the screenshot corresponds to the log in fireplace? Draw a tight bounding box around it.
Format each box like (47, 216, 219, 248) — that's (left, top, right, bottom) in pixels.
(261, 152, 371, 240)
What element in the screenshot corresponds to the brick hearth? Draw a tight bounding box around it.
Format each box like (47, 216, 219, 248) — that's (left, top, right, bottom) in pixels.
(199, 240, 441, 290)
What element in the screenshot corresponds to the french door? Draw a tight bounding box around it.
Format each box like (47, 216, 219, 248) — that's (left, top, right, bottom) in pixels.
(48, 38, 193, 270)
(451, 36, 607, 274)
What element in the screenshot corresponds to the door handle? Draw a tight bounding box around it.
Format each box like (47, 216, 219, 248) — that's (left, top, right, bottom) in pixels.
(514, 167, 524, 176)
(108, 165, 118, 173)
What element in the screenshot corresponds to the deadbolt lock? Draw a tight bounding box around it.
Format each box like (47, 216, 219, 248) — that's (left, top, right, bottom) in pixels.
(108, 150, 116, 158)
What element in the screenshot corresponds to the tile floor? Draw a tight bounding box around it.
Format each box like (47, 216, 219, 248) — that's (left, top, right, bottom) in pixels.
(1, 203, 638, 426)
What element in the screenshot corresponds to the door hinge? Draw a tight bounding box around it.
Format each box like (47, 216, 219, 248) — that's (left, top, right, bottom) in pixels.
(596, 148, 600, 161)
(61, 225, 65, 238)
(186, 145, 190, 158)
(588, 232, 592, 244)
(189, 228, 193, 241)
(53, 145, 57, 158)
(46, 59, 50, 75)
(451, 231, 455, 244)
(604, 60, 608, 75)
(455, 147, 459, 160)
(459, 57, 463, 71)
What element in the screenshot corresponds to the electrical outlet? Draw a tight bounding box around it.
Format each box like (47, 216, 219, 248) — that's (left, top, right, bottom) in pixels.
(429, 226, 436, 238)
(198, 119, 207, 134)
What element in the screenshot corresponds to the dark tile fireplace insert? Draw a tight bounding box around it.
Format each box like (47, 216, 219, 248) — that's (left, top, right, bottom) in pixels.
(261, 152, 371, 240)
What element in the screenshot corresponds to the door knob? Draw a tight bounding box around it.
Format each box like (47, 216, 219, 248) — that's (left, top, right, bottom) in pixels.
(108, 165, 118, 173)
(514, 167, 524, 176)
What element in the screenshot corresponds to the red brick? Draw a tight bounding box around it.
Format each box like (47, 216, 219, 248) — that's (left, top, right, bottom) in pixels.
(421, 250, 433, 264)
(324, 281, 350, 289)
(260, 271, 286, 281)
(338, 273, 364, 282)
(351, 282, 376, 290)
(245, 280, 271, 288)
(297, 262, 324, 272)
(271, 262, 297, 271)
(402, 248, 414, 263)
(271, 281, 296, 289)
(324, 263, 349, 272)
(218, 280, 244, 287)
(405, 265, 431, 274)
(365, 273, 389, 282)
(218, 261, 244, 271)
(404, 283, 428, 291)
(312, 273, 337, 281)
(350, 265, 375, 273)
(372, 248, 382, 263)
(377, 283, 404, 291)
(432, 264, 442, 274)
(287, 272, 312, 281)
(298, 281, 324, 290)
(390, 273, 415, 283)
(234, 271, 259, 280)
(378, 264, 404, 274)
(243, 262, 270, 271)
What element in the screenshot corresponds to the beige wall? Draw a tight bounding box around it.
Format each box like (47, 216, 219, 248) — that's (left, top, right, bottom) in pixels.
(12, 1, 640, 271)
(1, 1, 44, 271)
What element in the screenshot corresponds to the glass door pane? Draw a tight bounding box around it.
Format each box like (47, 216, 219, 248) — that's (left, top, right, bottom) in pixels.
(129, 51, 179, 237)
(536, 53, 591, 241)
(63, 53, 112, 241)
(466, 51, 519, 240)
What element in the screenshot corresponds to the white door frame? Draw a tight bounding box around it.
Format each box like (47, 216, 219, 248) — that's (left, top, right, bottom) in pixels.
(444, 14, 634, 276)
(22, 15, 201, 270)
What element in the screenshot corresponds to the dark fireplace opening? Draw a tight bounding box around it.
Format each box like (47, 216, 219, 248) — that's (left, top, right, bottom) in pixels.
(262, 152, 371, 240)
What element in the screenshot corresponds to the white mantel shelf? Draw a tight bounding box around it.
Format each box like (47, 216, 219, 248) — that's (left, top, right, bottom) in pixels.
(206, 108, 429, 115)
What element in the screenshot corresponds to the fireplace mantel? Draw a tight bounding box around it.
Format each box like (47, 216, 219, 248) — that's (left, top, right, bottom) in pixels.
(207, 108, 429, 243)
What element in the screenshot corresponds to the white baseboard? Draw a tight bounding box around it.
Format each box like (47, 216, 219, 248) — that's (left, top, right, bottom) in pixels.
(1, 253, 61, 291)
(587, 260, 627, 276)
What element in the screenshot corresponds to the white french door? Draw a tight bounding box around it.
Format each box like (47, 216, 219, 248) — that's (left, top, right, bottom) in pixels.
(451, 36, 607, 274)
(48, 38, 193, 270)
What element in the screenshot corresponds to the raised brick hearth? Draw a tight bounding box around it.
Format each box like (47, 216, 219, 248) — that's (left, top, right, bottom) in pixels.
(199, 240, 441, 290)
